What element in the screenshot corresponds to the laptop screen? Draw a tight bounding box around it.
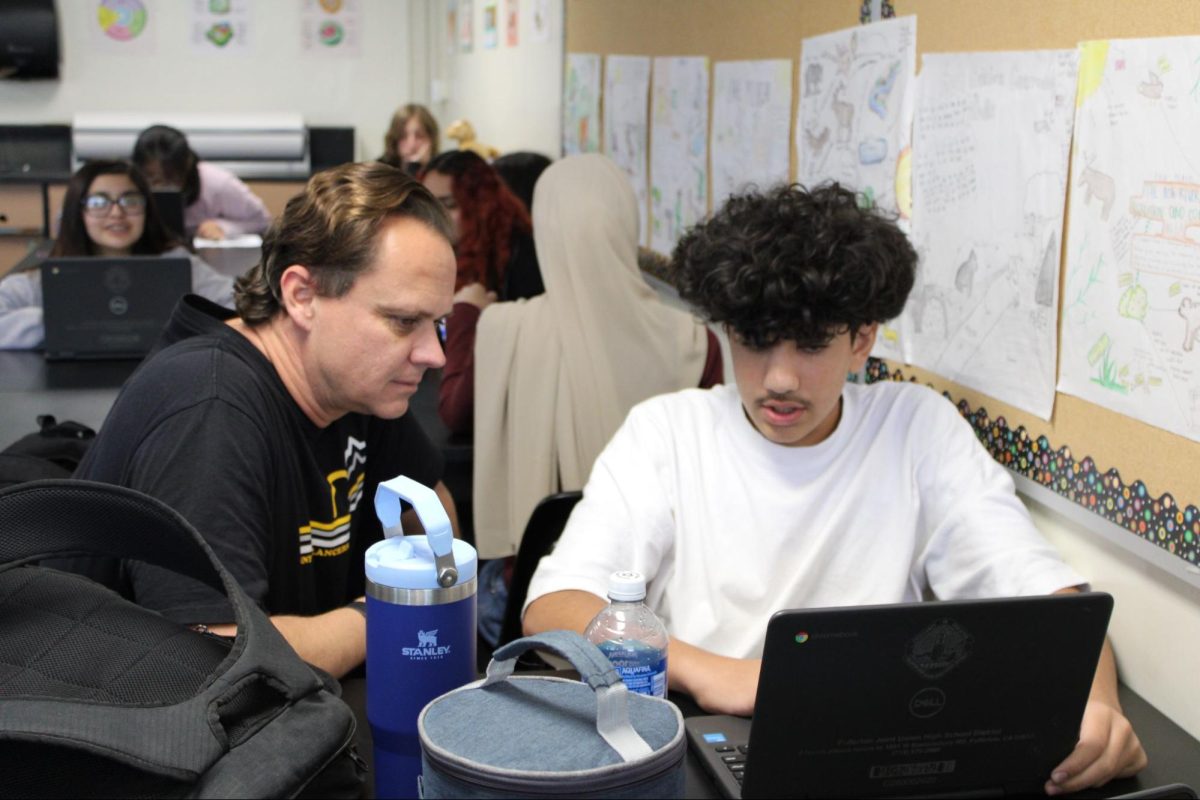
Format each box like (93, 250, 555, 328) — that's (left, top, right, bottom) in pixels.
(40, 256, 191, 360)
(151, 191, 187, 241)
(739, 594, 1112, 798)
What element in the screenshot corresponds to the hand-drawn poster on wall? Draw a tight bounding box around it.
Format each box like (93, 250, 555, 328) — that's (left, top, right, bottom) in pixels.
(482, 0, 498, 50)
(797, 15, 916, 217)
(190, 0, 251, 54)
(563, 53, 601, 155)
(650, 56, 709, 255)
(529, 0, 551, 43)
(301, 0, 361, 57)
(711, 60, 793, 208)
(1059, 37, 1200, 442)
(89, 0, 158, 55)
(458, 0, 474, 53)
(604, 55, 652, 246)
(907, 50, 1078, 420)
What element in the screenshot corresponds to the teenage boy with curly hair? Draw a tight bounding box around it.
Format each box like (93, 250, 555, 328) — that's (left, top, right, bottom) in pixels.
(523, 183, 1146, 794)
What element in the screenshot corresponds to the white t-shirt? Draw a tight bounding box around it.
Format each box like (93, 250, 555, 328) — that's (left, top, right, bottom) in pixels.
(525, 381, 1084, 659)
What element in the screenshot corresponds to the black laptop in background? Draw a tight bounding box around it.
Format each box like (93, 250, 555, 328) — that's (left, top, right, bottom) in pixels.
(40, 256, 190, 360)
(151, 190, 187, 241)
(686, 593, 1116, 799)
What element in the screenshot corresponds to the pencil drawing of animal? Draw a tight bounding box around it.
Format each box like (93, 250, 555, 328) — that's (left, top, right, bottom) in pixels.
(832, 86, 854, 144)
(1077, 162, 1116, 221)
(804, 126, 831, 153)
(805, 62, 823, 96)
(1180, 297, 1200, 352)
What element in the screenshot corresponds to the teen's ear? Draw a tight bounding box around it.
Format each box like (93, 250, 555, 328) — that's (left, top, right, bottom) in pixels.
(849, 323, 878, 370)
(278, 264, 318, 331)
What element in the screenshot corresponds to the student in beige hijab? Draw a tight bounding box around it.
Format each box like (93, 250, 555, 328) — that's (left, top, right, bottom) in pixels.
(439, 153, 722, 560)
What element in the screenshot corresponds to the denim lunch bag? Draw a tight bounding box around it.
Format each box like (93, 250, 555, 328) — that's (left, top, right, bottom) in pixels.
(417, 630, 686, 798)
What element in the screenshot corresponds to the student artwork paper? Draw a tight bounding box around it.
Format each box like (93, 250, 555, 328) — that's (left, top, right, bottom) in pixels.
(482, 0, 498, 50)
(190, 0, 251, 54)
(650, 56, 710, 255)
(458, 0, 474, 53)
(711, 60, 793, 208)
(604, 55, 652, 247)
(504, 0, 519, 47)
(528, 0, 551, 43)
(907, 50, 1078, 421)
(797, 15, 916, 218)
(88, 0, 158, 55)
(563, 53, 602, 155)
(300, 0, 361, 57)
(1059, 36, 1200, 443)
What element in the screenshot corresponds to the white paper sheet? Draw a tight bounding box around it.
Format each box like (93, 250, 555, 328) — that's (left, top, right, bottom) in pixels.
(604, 55, 652, 246)
(563, 53, 602, 155)
(1059, 37, 1200, 442)
(711, 60, 793, 208)
(906, 50, 1078, 421)
(300, 0, 362, 57)
(89, 0, 158, 56)
(649, 56, 709, 255)
(189, 0, 251, 54)
(796, 16, 916, 216)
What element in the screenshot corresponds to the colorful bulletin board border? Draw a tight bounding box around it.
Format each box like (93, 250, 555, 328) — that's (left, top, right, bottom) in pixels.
(863, 359, 1200, 568)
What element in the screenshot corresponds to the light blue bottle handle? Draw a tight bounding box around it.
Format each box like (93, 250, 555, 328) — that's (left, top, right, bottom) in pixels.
(375, 475, 458, 588)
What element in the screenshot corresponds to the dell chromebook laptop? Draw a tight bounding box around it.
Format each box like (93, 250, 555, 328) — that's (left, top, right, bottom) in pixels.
(41, 256, 190, 360)
(686, 593, 1114, 798)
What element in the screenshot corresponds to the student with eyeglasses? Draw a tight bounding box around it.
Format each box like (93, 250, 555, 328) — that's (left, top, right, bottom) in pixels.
(0, 159, 234, 349)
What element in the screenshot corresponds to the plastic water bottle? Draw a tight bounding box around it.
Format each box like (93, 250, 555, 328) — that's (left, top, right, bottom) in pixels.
(366, 476, 478, 799)
(584, 570, 669, 698)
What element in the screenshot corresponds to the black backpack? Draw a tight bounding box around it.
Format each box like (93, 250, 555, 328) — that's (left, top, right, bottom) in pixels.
(0, 480, 366, 798)
(0, 415, 96, 489)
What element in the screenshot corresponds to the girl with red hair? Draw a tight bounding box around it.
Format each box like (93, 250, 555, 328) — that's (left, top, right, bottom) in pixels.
(421, 150, 544, 300)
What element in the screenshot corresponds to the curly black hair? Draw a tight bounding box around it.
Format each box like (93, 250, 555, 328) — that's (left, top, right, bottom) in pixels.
(670, 182, 916, 349)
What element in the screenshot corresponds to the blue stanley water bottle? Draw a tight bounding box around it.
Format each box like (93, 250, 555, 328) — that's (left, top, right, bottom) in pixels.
(584, 570, 669, 698)
(366, 475, 477, 799)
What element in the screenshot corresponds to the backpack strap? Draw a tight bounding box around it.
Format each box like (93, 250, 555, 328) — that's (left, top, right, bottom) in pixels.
(0, 479, 330, 778)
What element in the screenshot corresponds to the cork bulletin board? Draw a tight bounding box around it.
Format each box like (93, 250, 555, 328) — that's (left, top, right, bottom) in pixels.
(565, 0, 1200, 576)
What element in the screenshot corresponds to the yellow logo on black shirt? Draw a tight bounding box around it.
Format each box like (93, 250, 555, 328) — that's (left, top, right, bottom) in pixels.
(299, 436, 367, 564)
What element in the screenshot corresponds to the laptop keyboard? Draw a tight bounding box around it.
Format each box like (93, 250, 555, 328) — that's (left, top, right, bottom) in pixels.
(712, 743, 750, 787)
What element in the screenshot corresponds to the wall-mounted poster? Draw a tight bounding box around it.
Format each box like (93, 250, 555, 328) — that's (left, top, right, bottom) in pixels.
(458, 0, 474, 53)
(190, 0, 251, 54)
(482, 0, 498, 50)
(563, 53, 601, 155)
(505, 0, 519, 48)
(89, 0, 157, 55)
(711, 59, 792, 208)
(908, 49, 1078, 421)
(1059, 36, 1200, 443)
(604, 55, 652, 246)
(529, 0, 550, 43)
(301, 0, 362, 57)
(650, 56, 709, 255)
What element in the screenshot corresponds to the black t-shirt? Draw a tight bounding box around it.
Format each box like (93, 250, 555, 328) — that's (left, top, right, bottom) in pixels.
(72, 296, 444, 623)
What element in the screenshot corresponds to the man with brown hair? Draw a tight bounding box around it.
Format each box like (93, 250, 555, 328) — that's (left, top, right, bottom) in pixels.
(72, 162, 458, 677)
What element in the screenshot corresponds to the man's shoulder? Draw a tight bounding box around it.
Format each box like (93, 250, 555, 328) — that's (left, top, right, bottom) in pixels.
(131, 331, 274, 410)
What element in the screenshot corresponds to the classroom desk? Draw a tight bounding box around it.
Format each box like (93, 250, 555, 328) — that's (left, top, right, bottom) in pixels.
(339, 677, 1200, 799)
(0, 350, 136, 444)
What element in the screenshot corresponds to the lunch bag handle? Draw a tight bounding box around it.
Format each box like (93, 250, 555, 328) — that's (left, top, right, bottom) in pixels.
(482, 630, 655, 762)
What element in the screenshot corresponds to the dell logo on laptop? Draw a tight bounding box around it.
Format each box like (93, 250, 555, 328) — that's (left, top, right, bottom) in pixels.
(909, 687, 947, 718)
